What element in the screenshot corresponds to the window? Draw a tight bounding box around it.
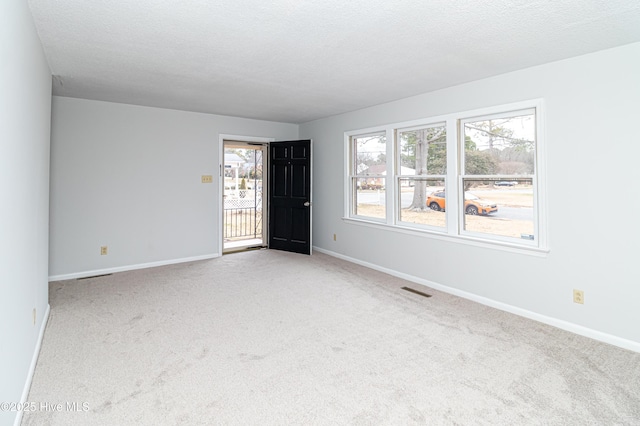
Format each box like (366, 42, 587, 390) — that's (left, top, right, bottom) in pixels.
(396, 123, 446, 229)
(345, 100, 546, 251)
(349, 132, 387, 221)
(461, 109, 536, 242)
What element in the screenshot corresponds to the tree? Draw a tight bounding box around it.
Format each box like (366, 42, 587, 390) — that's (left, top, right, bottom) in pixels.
(464, 136, 498, 189)
(464, 117, 535, 175)
(402, 127, 446, 211)
(355, 135, 386, 173)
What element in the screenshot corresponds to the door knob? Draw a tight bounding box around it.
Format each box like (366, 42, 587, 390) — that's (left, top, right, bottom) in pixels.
(304, 201, 311, 207)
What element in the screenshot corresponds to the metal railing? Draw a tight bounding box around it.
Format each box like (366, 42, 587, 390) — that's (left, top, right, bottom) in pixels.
(223, 194, 263, 240)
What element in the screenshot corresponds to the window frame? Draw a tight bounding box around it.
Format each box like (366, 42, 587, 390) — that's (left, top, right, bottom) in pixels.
(458, 107, 539, 246)
(394, 122, 448, 232)
(346, 130, 389, 223)
(344, 99, 548, 255)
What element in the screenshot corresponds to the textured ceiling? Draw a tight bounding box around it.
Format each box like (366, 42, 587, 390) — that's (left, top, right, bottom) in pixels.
(27, 0, 640, 124)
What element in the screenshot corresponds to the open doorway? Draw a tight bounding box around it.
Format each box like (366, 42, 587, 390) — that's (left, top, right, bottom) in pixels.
(223, 141, 267, 253)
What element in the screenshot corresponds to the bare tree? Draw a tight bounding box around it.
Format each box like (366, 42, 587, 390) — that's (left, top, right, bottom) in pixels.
(405, 128, 446, 211)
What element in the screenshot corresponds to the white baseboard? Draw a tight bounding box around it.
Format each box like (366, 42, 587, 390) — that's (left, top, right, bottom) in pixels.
(14, 303, 51, 426)
(313, 246, 640, 353)
(48, 253, 221, 282)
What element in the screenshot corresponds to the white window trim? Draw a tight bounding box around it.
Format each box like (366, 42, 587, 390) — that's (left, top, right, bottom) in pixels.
(458, 106, 541, 248)
(342, 216, 549, 256)
(345, 129, 389, 223)
(344, 99, 549, 255)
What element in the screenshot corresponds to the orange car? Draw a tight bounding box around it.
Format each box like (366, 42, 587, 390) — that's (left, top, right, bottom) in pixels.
(427, 191, 498, 215)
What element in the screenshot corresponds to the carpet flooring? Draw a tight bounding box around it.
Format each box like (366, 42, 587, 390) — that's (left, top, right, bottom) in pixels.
(23, 250, 640, 425)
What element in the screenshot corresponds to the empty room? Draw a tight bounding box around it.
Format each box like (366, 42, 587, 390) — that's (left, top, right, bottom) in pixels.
(2, 0, 640, 425)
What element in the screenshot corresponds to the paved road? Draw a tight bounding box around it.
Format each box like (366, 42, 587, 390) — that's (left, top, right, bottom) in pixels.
(359, 191, 533, 221)
(492, 206, 533, 221)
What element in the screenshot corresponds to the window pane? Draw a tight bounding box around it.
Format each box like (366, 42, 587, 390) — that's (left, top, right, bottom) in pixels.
(354, 177, 386, 219)
(463, 113, 535, 175)
(398, 125, 447, 175)
(462, 178, 534, 240)
(398, 178, 445, 228)
(353, 134, 387, 174)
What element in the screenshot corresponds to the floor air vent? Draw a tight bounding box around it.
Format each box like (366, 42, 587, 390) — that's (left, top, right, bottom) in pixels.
(401, 287, 432, 298)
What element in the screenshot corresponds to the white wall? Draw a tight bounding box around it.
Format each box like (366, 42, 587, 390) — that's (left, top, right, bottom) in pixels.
(49, 97, 298, 278)
(0, 1, 52, 425)
(301, 42, 640, 349)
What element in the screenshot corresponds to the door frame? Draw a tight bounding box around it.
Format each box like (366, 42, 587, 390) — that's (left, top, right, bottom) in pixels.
(218, 134, 274, 255)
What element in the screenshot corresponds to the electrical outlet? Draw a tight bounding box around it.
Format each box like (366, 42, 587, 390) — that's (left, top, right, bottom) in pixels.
(333, 233, 336, 241)
(573, 289, 584, 304)
(101, 246, 108, 255)
(201, 175, 213, 183)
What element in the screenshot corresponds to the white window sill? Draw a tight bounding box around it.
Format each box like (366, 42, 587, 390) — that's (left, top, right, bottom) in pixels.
(342, 217, 550, 257)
